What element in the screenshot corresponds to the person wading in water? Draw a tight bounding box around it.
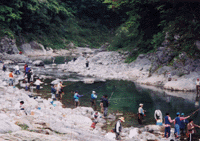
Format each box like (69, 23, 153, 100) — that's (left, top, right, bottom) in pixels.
(138, 103, 145, 125)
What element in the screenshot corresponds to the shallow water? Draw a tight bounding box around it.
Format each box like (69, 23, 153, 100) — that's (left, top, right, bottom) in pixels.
(36, 78, 200, 131)
(15, 62, 200, 133)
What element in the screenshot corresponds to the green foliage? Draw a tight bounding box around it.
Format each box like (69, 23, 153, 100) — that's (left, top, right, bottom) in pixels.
(151, 32, 165, 49)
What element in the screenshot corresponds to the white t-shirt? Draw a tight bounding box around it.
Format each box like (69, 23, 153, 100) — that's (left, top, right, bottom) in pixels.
(34, 80, 42, 85)
(15, 65, 19, 70)
(57, 83, 62, 90)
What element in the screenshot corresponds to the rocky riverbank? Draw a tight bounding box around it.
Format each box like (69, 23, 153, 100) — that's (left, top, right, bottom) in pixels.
(0, 67, 178, 141)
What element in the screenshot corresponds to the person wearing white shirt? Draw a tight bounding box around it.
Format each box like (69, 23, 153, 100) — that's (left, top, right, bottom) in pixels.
(115, 117, 125, 140)
(14, 64, 20, 75)
(34, 78, 43, 93)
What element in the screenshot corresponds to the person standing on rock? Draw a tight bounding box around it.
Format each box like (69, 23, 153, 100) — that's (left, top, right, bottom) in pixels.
(34, 78, 43, 93)
(2, 63, 6, 72)
(24, 64, 27, 76)
(9, 71, 14, 86)
(114, 117, 125, 140)
(138, 103, 145, 125)
(102, 95, 109, 118)
(27, 70, 32, 83)
(168, 73, 172, 81)
(91, 91, 97, 111)
(74, 90, 83, 108)
(174, 112, 190, 139)
(164, 112, 174, 138)
(196, 78, 200, 94)
(14, 64, 20, 75)
(86, 58, 89, 68)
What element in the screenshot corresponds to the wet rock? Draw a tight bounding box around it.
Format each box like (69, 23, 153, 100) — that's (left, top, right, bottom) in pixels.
(32, 60, 44, 66)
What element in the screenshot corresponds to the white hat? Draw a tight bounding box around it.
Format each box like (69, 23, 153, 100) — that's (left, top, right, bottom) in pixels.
(92, 91, 96, 94)
(119, 117, 125, 122)
(139, 103, 143, 106)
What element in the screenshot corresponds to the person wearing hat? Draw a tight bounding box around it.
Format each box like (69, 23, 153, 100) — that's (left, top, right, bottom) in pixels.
(138, 103, 145, 125)
(174, 112, 190, 139)
(115, 117, 125, 140)
(91, 91, 97, 111)
(180, 113, 189, 136)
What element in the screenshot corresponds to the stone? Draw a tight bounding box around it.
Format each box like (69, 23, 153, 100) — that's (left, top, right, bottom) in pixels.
(0, 120, 21, 133)
(129, 128, 139, 138)
(32, 60, 44, 66)
(105, 132, 116, 140)
(11, 131, 62, 141)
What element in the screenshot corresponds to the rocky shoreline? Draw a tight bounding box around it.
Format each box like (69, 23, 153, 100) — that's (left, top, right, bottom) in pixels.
(0, 67, 178, 141)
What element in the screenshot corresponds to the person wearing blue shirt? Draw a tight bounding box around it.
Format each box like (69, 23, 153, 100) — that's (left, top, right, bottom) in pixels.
(180, 113, 189, 136)
(74, 90, 83, 108)
(91, 91, 97, 110)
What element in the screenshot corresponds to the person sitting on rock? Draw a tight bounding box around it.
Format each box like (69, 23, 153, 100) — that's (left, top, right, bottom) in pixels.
(74, 90, 83, 108)
(14, 64, 20, 75)
(91, 111, 99, 129)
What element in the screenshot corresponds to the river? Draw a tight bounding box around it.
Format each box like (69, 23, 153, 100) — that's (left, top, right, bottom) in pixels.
(14, 57, 200, 133)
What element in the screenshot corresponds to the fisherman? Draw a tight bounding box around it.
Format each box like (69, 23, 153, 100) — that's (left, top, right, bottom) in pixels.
(180, 113, 189, 136)
(174, 112, 190, 139)
(138, 103, 145, 125)
(51, 85, 57, 101)
(74, 90, 83, 108)
(91, 91, 97, 111)
(102, 95, 109, 118)
(187, 119, 200, 141)
(114, 117, 125, 140)
(9, 71, 14, 86)
(154, 109, 163, 126)
(164, 112, 174, 138)
(34, 78, 43, 93)
(100, 95, 105, 113)
(56, 81, 65, 100)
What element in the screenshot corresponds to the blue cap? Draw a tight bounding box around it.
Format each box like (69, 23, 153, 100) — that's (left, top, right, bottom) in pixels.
(181, 113, 184, 116)
(176, 112, 180, 115)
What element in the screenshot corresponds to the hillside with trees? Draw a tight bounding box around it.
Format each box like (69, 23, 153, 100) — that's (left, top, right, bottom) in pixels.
(1, 0, 200, 62)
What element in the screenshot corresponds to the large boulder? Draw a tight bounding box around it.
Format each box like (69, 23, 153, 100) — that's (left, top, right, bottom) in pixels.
(32, 60, 44, 66)
(0, 120, 21, 133)
(20, 42, 47, 56)
(0, 36, 19, 54)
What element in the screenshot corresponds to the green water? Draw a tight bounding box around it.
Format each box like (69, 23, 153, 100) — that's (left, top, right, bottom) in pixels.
(42, 56, 73, 64)
(37, 79, 200, 131)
